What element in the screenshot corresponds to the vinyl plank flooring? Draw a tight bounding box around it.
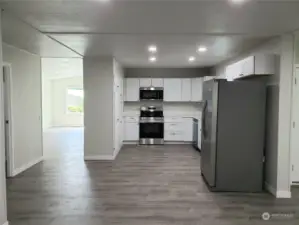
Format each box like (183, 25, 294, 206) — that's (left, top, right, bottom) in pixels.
(6, 133, 299, 225)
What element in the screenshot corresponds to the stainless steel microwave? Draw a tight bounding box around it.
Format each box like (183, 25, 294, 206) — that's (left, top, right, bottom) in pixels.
(140, 87, 163, 101)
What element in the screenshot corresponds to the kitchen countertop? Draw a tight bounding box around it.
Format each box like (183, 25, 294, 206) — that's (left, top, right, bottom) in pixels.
(123, 111, 202, 120)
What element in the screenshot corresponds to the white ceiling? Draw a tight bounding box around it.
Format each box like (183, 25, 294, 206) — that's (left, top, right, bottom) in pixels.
(1, 11, 80, 58)
(2, 0, 299, 67)
(42, 58, 83, 79)
(50, 34, 269, 67)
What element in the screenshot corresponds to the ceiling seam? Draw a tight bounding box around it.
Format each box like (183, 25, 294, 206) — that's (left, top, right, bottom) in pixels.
(1, 8, 83, 57)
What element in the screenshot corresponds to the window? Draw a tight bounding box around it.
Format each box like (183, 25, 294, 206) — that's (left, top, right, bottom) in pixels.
(66, 88, 84, 114)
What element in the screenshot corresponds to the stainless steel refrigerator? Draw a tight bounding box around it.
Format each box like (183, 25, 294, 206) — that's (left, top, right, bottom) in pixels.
(201, 79, 266, 192)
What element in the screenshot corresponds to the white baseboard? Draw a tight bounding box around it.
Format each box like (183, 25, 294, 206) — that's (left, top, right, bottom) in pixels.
(265, 182, 276, 196)
(265, 182, 292, 198)
(12, 156, 43, 177)
(276, 190, 292, 198)
(113, 147, 121, 160)
(84, 146, 122, 161)
(123, 141, 193, 145)
(123, 141, 138, 145)
(84, 155, 114, 160)
(2, 221, 9, 225)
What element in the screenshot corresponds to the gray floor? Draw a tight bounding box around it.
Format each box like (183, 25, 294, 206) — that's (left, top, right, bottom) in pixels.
(6, 132, 299, 225)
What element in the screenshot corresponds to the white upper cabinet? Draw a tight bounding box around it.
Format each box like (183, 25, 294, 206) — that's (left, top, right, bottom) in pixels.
(151, 78, 164, 87)
(164, 78, 182, 102)
(225, 65, 234, 81)
(241, 56, 255, 76)
(124, 77, 203, 102)
(181, 79, 192, 101)
(125, 78, 139, 101)
(139, 78, 152, 87)
(226, 54, 276, 80)
(191, 78, 203, 102)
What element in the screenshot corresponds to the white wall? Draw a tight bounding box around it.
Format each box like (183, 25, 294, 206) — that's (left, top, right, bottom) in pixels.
(84, 57, 115, 158)
(0, 11, 8, 225)
(215, 35, 293, 198)
(3, 43, 43, 175)
(113, 59, 124, 156)
(51, 76, 83, 127)
(276, 34, 293, 197)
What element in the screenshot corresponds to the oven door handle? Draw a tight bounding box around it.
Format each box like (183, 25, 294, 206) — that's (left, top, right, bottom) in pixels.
(139, 121, 164, 124)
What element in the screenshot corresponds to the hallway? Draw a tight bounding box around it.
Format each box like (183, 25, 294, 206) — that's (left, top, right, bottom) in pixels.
(43, 127, 84, 160)
(5, 143, 299, 225)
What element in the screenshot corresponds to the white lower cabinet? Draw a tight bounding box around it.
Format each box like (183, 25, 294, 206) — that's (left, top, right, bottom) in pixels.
(164, 118, 193, 141)
(124, 117, 139, 141)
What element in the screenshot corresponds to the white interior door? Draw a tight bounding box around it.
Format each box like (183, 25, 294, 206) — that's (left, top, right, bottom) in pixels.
(291, 68, 299, 183)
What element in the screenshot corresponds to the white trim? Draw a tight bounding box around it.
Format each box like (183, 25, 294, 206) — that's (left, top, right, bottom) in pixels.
(12, 157, 43, 177)
(2, 63, 14, 177)
(84, 155, 114, 161)
(265, 182, 292, 198)
(84, 147, 122, 161)
(113, 146, 121, 160)
(123, 141, 193, 145)
(265, 182, 276, 196)
(276, 190, 292, 198)
(2, 221, 9, 225)
(123, 141, 139, 145)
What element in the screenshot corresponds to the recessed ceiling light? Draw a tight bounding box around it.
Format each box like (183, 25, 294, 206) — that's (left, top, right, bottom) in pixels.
(149, 56, 157, 62)
(198, 46, 207, 53)
(148, 45, 157, 53)
(229, 0, 247, 4)
(188, 56, 196, 62)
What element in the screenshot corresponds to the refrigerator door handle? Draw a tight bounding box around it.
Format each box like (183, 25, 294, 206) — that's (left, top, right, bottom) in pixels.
(201, 101, 207, 140)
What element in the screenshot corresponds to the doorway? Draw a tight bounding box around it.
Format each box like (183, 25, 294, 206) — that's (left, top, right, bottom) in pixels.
(2, 63, 14, 177)
(41, 58, 84, 160)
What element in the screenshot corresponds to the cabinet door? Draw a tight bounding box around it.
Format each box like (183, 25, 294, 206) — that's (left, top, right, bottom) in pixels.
(183, 118, 193, 141)
(242, 56, 255, 77)
(139, 78, 152, 87)
(151, 78, 163, 87)
(164, 79, 182, 102)
(225, 65, 234, 81)
(164, 131, 183, 141)
(125, 78, 139, 101)
(124, 122, 139, 141)
(181, 79, 191, 102)
(191, 78, 203, 102)
(233, 61, 243, 79)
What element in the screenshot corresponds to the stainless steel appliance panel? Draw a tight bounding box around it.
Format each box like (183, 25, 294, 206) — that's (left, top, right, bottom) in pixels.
(201, 80, 218, 187)
(201, 79, 266, 192)
(140, 87, 163, 101)
(139, 106, 164, 145)
(193, 118, 198, 150)
(139, 138, 164, 145)
(215, 80, 265, 192)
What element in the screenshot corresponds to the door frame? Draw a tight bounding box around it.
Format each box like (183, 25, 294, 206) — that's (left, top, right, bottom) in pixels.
(290, 64, 299, 185)
(3, 62, 14, 177)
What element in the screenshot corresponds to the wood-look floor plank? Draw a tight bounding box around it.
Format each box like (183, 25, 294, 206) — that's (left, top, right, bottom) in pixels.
(6, 130, 299, 225)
